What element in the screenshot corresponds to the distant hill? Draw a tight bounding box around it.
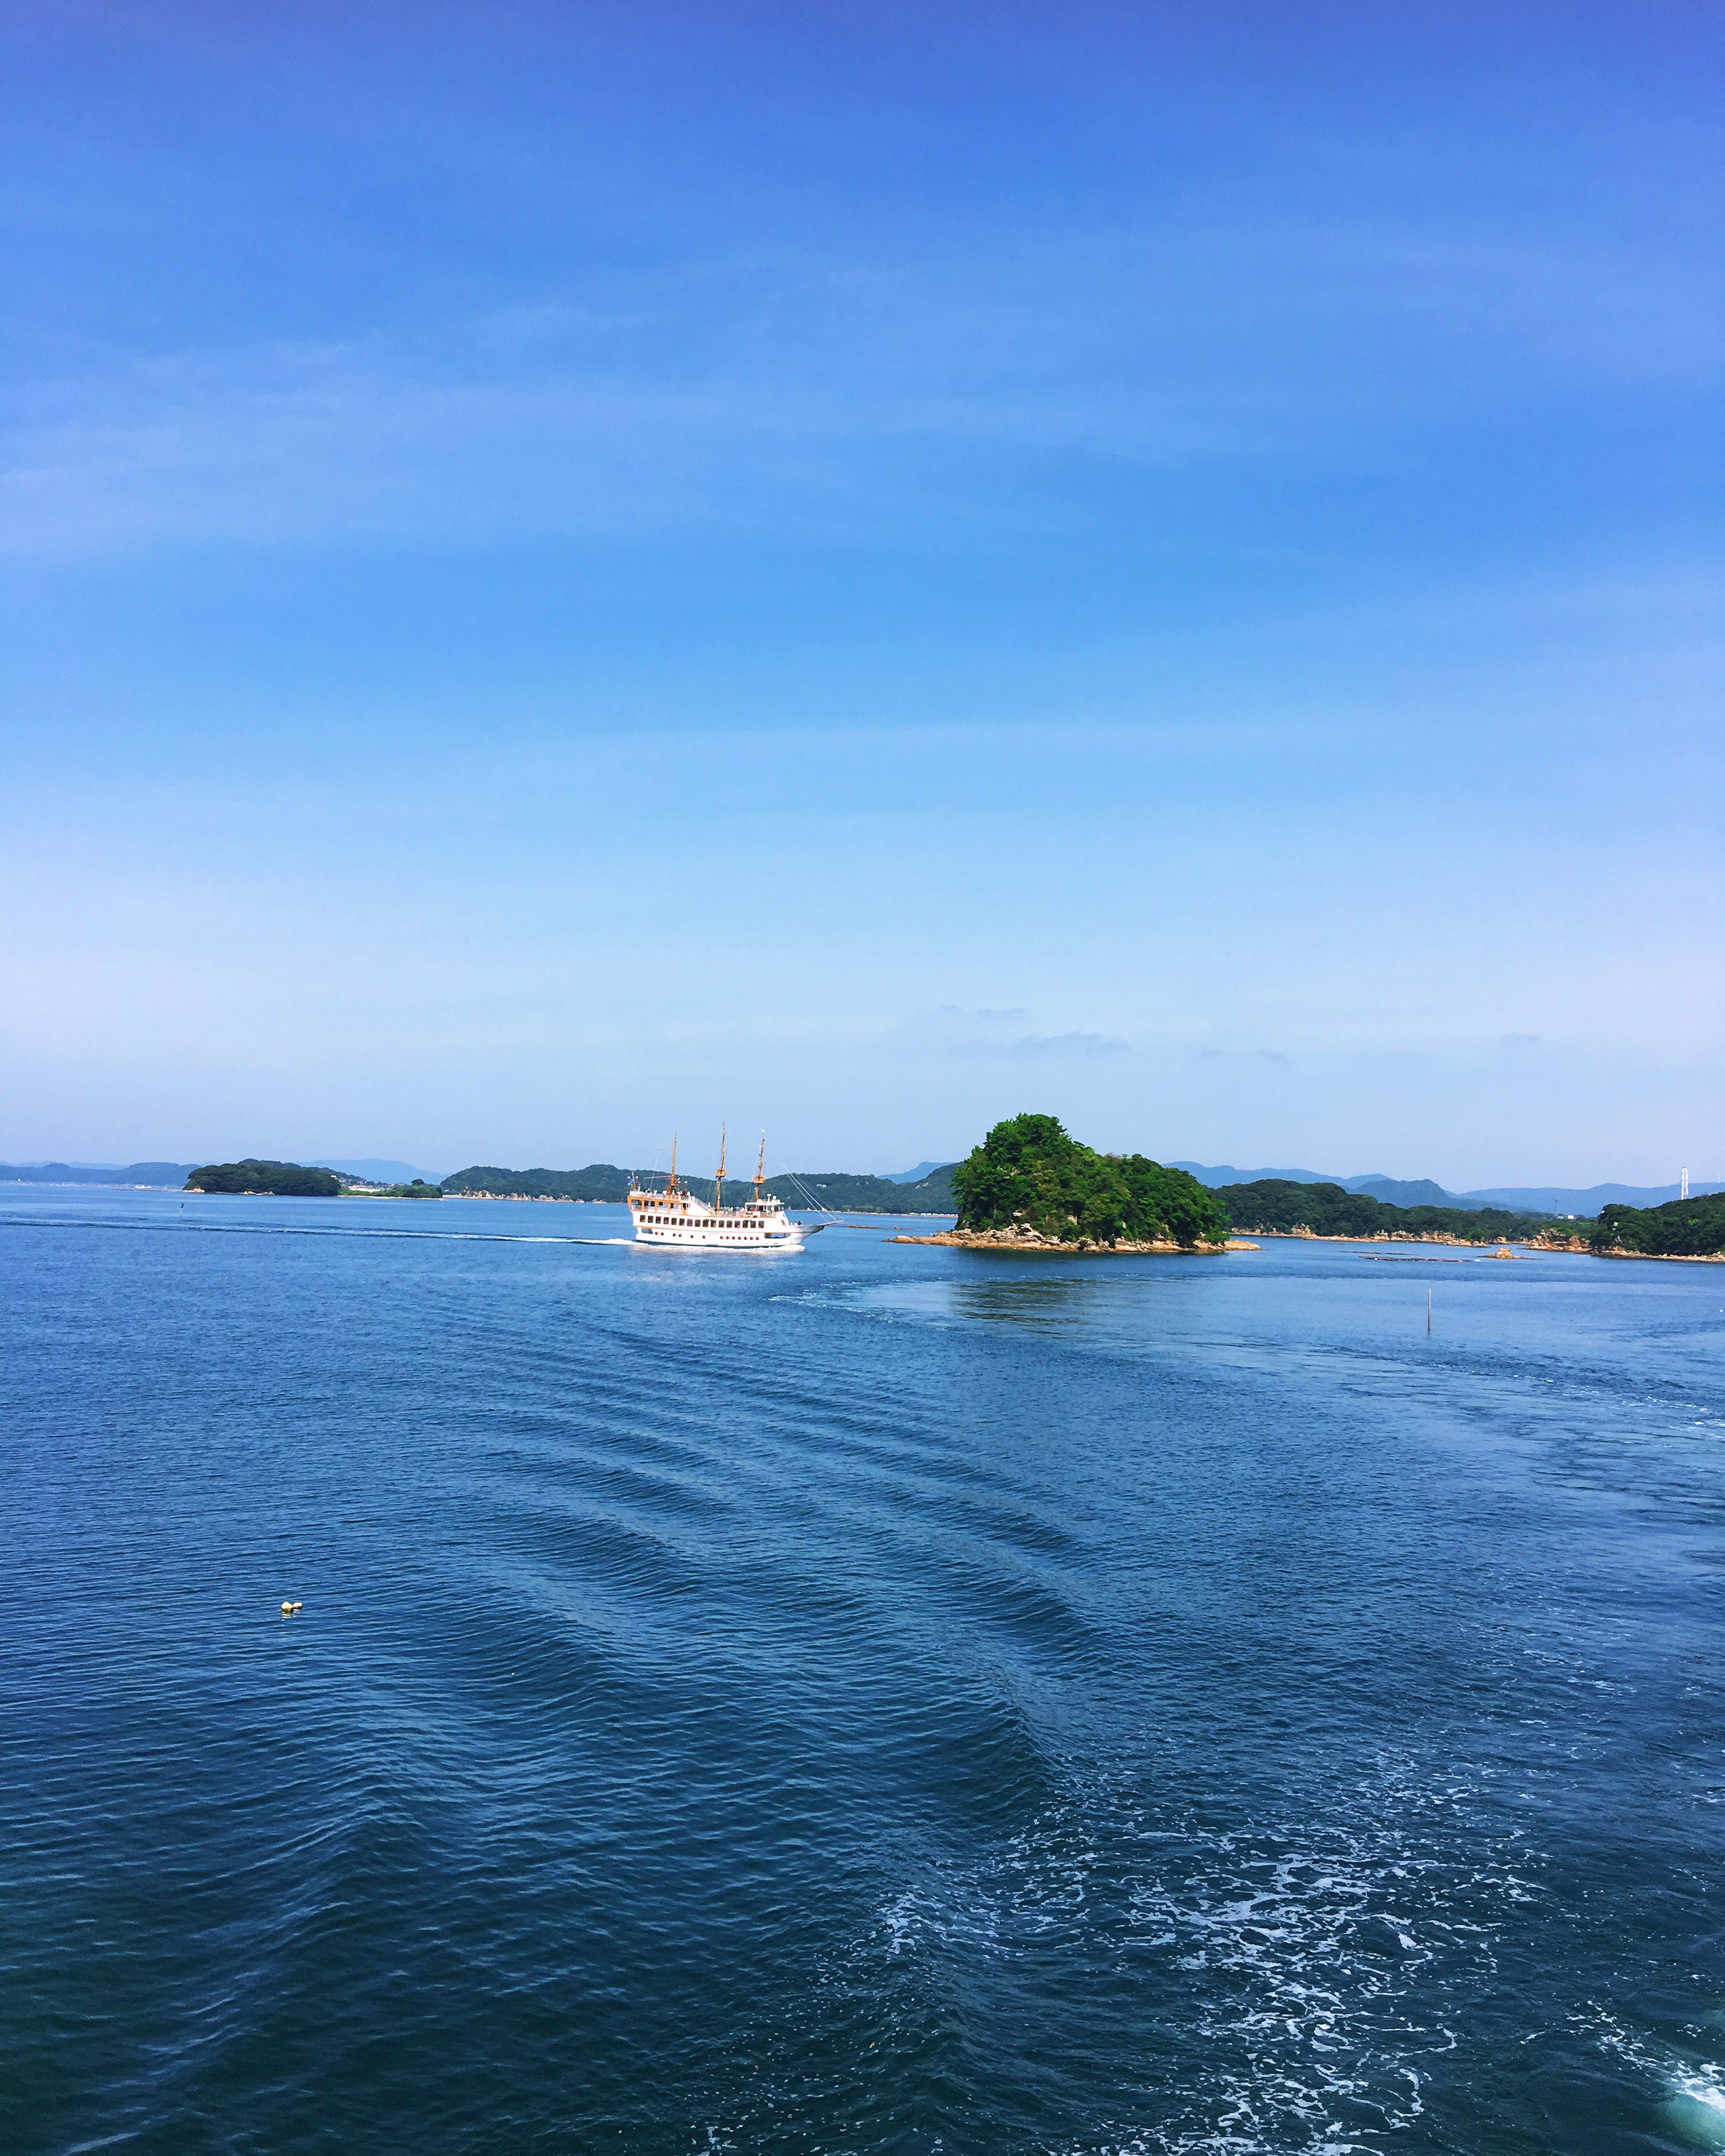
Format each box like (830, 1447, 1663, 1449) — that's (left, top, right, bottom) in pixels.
(1175, 1161, 1349, 1188)
(1462, 1180, 1724, 1213)
(312, 1157, 440, 1184)
(768, 1166, 956, 1212)
(442, 1163, 632, 1201)
(1594, 1192, 1725, 1257)
(1174, 1162, 1460, 1203)
(1347, 1176, 1457, 1207)
(1175, 1162, 1721, 1216)
(0, 1156, 450, 1187)
(441, 1162, 958, 1213)
(0, 1161, 197, 1187)
(11, 1148, 1707, 1219)
(186, 1159, 343, 1197)
(1216, 1180, 1557, 1243)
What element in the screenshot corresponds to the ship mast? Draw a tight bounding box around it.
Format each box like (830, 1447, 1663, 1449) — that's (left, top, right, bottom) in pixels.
(667, 1133, 679, 1195)
(754, 1131, 766, 1205)
(714, 1123, 726, 1216)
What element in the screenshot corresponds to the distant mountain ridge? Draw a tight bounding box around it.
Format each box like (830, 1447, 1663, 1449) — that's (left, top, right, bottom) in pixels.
(1455, 1180, 1725, 1212)
(0, 1158, 442, 1188)
(1171, 1163, 1722, 1215)
(311, 1158, 440, 1184)
(0, 1161, 197, 1186)
(6, 1151, 1715, 1219)
(1218, 1180, 1562, 1245)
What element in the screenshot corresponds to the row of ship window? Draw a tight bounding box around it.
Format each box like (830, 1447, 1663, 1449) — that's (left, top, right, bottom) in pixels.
(643, 1213, 765, 1229)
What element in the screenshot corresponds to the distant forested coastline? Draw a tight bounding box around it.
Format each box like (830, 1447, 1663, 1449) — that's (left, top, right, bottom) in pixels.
(1588, 1193, 1725, 1258)
(1215, 1179, 1557, 1244)
(19, 1148, 1721, 1257)
(0, 1162, 197, 1187)
(1212, 1181, 1725, 1256)
(439, 1163, 958, 1212)
(185, 1160, 343, 1197)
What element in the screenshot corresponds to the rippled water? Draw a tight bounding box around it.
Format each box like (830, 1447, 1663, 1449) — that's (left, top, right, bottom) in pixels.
(5, 1188, 1724, 2154)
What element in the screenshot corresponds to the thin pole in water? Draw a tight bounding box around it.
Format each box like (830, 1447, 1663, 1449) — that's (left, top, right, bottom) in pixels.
(1427, 1288, 1432, 1336)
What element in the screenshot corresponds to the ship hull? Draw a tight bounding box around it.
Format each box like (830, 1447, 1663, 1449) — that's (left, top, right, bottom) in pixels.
(632, 1225, 805, 1250)
(627, 1191, 805, 1250)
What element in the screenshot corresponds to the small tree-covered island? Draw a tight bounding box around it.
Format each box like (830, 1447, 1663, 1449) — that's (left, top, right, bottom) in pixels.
(905, 1113, 1234, 1252)
(185, 1159, 343, 1197)
(184, 1161, 444, 1198)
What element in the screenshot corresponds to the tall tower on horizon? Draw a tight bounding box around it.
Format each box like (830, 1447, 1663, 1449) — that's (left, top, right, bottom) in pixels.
(1681, 1166, 1690, 1200)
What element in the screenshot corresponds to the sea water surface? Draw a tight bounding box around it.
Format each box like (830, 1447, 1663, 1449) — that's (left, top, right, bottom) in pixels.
(4, 1188, 1724, 2155)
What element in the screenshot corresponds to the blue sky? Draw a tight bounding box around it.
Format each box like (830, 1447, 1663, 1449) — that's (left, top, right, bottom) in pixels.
(3, 1, 1719, 1182)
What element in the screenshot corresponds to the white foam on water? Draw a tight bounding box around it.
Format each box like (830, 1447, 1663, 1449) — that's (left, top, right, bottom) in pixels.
(0, 1213, 633, 1247)
(1666, 2079, 1725, 2149)
(1582, 2008, 1725, 2147)
(858, 1757, 1535, 2156)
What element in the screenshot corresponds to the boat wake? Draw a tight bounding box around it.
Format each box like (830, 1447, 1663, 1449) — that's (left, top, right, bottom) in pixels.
(0, 1215, 636, 1247)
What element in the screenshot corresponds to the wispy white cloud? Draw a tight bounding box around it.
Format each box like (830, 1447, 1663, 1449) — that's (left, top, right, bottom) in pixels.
(5, 203, 1710, 558)
(887, 1007, 1129, 1061)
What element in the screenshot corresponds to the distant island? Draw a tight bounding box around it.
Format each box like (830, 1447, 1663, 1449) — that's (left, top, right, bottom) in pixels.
(878, 1119, 1725, 1260)
(0, 1161, 198, 1188)
(1215, 1180, 1558, 1245)
(1209, 1180, 1725, 1258)
(898, 1113, 1231, 1251)
(184, 1161, 449, 1199)
(1173, 1163, 1724, 1213)
(185, 1160, 343, 1197)
(1555, 1192, 1725, 1260)
(20, 1144, 1717, 1259)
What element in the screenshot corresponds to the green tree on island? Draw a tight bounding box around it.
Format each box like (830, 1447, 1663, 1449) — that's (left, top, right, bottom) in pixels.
(1591, 1192, 1725, 1257)
(184, 1160, 342, 1197)
(1215, 1179, 1546, 1243)
(951, 1113, 1230, 1247)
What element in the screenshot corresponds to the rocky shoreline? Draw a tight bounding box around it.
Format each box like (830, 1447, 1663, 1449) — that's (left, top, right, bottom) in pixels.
(1225, 1227, 1725, 1264)
(889, 1222, 1721, 1264)
(1247, 1226, 1514, 1248)
(888, 1226, 1257, 1255)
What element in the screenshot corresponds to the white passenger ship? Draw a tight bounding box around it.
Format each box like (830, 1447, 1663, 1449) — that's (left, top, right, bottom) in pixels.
(627, 1132, 810, 1251)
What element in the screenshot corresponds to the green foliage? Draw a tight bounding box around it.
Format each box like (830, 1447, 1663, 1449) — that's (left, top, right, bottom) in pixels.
(376, 1179, 442, 1199)
(185, 1159, 342, 1197)
(900, 1163, 957, 1210)
(766, 1167, 956, 1213)
(1592, 1192, 1725, 1256)
(1216, 1179, 1556, 1243)
(951, 1113, 1230, 1246)
(439, 1163, 957, 1212)
(441, 1164, 630, 1200)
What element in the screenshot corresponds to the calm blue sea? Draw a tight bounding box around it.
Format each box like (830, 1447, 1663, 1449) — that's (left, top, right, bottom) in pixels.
(5, 1187, 1725, 2155)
